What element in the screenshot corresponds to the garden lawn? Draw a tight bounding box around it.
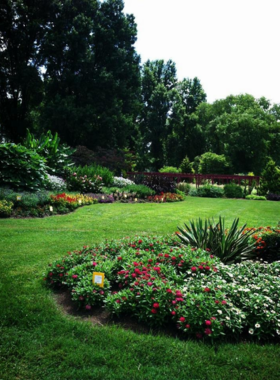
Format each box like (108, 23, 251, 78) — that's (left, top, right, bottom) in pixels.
(1, 198, 280, 380)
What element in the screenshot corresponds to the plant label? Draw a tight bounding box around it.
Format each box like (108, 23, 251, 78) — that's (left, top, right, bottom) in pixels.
(93, 272, 105, 287)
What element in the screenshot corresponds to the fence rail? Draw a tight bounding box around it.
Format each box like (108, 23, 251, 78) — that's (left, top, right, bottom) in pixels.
(127, 172, 260, 187)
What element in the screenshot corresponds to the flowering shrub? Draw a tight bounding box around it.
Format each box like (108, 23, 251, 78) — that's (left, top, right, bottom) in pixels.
(44, 233, 280, 341)
(0, 199, 13, 217)
(66, 172, 103, 193)
(248, 226, 280, 263)
(147, 192, 184, 203)
(46, 174, 67, 192)
(113, 177, 135, 188)
(50, 193, 96, 210)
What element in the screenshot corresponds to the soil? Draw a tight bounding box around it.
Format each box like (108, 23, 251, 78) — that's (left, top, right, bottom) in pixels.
(53, 289, 179, 337)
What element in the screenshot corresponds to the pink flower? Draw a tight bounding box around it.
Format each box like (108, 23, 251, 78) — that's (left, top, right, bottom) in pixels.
(179, 317, 185, 322)
(166, 289, 172, 293)
(115, 299, 120, 303)
(79, 296, 84, 301)
(147, 282, 153, 286)
(92, 262, 97, 266)
(205, 320, 212, 326)
(215, 300, 219, 304)
(153, 303, 160, 308)
(221, 300, 227, 305)
(100, 290, 104, 295)
(171, 311, 176, 316)
(185, 324, 190, 329)
(151, 308, 157, 314)
(196, 333, 203, 339)
(204, 328, 212, 335)
(210, 316, 216, 320)
(85, 305, 91, 310)
(72, 275, 78, 279)
(191, 266, 197, 272)
(49, 272, 53, 277)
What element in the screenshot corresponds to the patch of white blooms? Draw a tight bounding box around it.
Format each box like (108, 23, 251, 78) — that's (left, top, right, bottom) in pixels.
(113, 177, 135, 188)
(183, 260, 280, 337)
(47, 174, 67, 191)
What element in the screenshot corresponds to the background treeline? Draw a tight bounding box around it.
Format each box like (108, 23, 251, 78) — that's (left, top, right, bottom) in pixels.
(1, 0, 280, 175)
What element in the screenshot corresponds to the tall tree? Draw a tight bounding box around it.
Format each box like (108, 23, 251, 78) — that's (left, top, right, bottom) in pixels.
(194, 94, 280, 174)
(166, 77, 207, 165)
(41, 0, 141, 150)
(139, 59, 177, 170)
(0, 0, 52, 141)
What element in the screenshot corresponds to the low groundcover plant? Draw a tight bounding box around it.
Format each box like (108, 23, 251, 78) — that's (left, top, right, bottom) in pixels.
(44, 233, 280, 341)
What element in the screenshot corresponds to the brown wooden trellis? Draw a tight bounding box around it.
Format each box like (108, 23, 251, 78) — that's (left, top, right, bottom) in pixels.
(127, 172, 260, 188)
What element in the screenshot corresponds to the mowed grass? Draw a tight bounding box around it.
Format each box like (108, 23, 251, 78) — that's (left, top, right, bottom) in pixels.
(1, 198, 280, 380)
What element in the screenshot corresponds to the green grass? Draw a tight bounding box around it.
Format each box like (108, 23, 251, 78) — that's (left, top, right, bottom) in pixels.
(1, 198, 280, 380)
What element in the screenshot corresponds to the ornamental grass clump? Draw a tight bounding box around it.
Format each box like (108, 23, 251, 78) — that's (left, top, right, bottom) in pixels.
(44, 234, 280, 341)
(177, 217, 256, 264)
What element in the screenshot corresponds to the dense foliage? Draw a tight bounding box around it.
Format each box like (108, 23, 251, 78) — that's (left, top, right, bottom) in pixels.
(0, 143, 47, 191)
(45, 233, 280, 340)
(23, 129, 75, 175)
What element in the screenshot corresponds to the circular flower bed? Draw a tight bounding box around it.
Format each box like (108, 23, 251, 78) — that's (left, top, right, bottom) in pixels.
(45, 235, 280, 340)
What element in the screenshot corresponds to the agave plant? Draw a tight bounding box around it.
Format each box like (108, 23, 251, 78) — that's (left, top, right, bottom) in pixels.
(177, 217, 256, 264)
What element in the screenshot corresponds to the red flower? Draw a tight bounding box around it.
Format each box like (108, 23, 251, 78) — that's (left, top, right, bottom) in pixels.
(191, 266, 197, 272)
(171, 311, 176, 316)
(204, 287, 210, 292)
(215, 300, 219, 304)
(138, 240, 142, 243)
(72, 275, 78, 279)
(117, 257, 122, 261)
(153, 302, 160, 308)
(204, 328, 212, 335)
(147, 282, 153, 286)
(205, 320, 212, 326)
(210, 316, 216, 320)
(196, 333, 203, 339)
(185, 324, 190, 329)
(179, 317, 185, 322)
(166, 289, 172, 293)
(151, 308, 157, 314)
(115, 299, 120, 303)
(221, 300, 227, 305)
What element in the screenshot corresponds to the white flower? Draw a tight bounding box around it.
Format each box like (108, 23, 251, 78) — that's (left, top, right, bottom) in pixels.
(249, 328, 254, 334)
(217, 310, 222, 314)
(255, 323, 261, 328)
(276, 330, 280, 335)
(226, 316, 230, 320)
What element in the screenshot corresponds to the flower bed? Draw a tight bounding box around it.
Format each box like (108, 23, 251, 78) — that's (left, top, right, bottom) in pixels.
(45, 234, 280, 341)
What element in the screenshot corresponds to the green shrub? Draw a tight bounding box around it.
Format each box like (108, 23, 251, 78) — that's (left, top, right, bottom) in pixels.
(159, 166, 181, 173)
(0, 199, 13, 217)
(198, 152, 231, 174)
(176, 182, 191, 195)
(177, 217, 256, 264)
(179, 155, 193, 173)
(224, 183, 243, 198)
(23, 129, 75, 176)
(260, 159, 280, 195)
(189, 185, 224, 198)
(122, 184, 155, 198)
(0, 143, 48, 191)
(245, 195, 266, 201)
(68, 165, 114, 187)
